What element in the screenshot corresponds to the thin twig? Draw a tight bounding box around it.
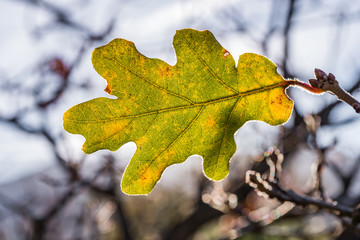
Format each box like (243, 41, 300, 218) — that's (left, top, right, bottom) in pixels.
(246, 170, 354, 217)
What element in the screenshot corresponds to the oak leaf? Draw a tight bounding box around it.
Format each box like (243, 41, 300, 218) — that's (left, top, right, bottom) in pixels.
(63, 29, 293, 195)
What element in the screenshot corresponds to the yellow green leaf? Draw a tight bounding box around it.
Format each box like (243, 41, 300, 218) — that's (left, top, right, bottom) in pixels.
(63, 29, 293, 195)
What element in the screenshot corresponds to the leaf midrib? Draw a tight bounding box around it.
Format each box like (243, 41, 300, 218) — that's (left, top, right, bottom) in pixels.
(68, 81, 288, 123)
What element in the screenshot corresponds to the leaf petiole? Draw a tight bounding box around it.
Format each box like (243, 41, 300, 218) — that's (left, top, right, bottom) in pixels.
(286, 79, 324, 94)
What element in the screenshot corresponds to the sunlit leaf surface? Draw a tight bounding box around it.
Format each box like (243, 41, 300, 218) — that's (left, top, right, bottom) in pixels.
(63, 29, 293, 194)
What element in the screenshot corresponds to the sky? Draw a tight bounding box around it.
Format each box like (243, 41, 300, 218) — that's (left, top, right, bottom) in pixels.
(0, 0, 360, 189)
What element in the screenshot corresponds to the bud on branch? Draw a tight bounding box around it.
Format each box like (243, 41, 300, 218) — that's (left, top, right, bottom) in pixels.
(309, 68, 360, 114)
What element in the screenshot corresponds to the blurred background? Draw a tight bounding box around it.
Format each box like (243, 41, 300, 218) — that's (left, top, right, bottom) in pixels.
(1, 0, 360, 239)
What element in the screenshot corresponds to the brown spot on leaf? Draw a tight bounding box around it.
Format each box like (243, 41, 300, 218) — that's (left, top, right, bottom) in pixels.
(205, 116, 216, 128)
(223, 49, 230, 57)
(160, 66, 173, 78)
(104, 84, 111, 94)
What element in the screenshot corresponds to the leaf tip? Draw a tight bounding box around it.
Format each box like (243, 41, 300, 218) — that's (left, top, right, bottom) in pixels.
(120, 182, 151, 196)
(62, 114, 69, 133)
(62, 108, 76, 134)
(81, 145, 91, 154)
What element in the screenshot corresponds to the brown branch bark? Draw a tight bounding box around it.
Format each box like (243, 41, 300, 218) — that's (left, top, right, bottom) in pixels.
(246, 170, 357, 220)
(309, 68, 360, 114)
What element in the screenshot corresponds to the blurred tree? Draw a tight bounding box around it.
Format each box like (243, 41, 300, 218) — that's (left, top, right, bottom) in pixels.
(0, 0, 360, 240)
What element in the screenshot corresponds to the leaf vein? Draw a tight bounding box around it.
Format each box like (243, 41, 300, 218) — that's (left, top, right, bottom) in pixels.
(133, 106, 205, 180)
(214, 96, 242, 173)
(104, 56, 195, 104)
(184, 38, 239, 94)
(86, 118, 135, 149)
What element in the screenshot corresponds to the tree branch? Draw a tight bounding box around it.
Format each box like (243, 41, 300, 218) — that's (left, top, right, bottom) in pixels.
(245, 170, 357, 220)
